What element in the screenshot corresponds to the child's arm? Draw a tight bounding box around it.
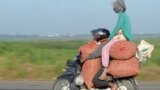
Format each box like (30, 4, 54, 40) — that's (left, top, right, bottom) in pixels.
(109, 14, 124, 40)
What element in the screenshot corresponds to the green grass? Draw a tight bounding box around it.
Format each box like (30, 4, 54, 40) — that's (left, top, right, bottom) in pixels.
(0, 40, 87, 80)
(131, 39, 160, 81)
(0, 39, 159, 81)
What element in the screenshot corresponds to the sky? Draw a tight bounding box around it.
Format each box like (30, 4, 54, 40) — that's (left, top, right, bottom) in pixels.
(0, 0, 160, 35)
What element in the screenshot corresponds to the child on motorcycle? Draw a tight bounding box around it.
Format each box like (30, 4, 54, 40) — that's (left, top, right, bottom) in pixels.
(86, 0, 133, 89)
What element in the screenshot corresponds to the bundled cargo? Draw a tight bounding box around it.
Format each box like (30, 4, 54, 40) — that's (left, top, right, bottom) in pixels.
(107, 41, 140, 78)
(107, 57, 140, 78)
(79, 41, 101, 89)
(110, 40, 137, 60)
(82, 59, 101, 89)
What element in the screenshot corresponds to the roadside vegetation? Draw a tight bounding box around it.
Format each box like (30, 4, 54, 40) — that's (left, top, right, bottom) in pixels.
(0, 38, 159, 81)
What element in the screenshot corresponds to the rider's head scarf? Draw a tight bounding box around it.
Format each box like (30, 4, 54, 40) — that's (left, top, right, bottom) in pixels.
(112, 0, 126, 12)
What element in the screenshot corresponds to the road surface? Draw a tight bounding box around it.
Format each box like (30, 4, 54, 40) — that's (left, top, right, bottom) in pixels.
(0, 81, 159, 90)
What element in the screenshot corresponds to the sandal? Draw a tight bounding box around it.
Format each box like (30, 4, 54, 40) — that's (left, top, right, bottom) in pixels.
(98, 73, 107, 80)
(109, 82, 118, 90)
(98, 68, 108, 80)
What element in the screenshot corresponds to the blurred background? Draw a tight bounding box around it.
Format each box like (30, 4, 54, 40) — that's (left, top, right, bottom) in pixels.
(0, 0, 159, 81)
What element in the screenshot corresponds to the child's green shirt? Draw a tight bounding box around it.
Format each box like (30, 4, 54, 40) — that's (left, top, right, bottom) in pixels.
(109, 12, 133, 40)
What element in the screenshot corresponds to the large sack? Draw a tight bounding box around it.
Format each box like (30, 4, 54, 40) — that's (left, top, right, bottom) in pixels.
(110, 40, 137, 60)
(82, 59, 101, 89)
(79, 41, 101, 89)
(107, 57, 140, 78)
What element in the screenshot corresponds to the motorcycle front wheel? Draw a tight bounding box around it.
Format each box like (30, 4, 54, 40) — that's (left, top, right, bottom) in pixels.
(52, 78, 70, 90)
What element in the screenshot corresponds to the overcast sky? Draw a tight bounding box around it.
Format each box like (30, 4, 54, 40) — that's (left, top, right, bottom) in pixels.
(0, 0, 160, 35)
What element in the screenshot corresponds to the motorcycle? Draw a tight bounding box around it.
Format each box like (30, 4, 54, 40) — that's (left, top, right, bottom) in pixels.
(52, 56, 139, 90)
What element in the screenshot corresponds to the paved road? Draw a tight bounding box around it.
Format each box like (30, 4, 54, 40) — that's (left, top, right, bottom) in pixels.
(138, 81, 160, 90)
(0, 81, 159, 90)
(0, 81, 53, 90)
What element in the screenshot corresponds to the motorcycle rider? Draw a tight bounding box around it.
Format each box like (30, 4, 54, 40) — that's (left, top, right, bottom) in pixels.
(79, 28, 117, 89)
(80, 28, 110, 63)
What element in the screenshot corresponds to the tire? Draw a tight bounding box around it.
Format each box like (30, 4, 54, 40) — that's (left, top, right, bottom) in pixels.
(52, 75, 80, 90)
(117, 78, 139, 90)
(52, 78, 70, 90)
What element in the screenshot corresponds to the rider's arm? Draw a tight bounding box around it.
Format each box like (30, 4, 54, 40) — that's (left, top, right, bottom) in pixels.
(86, 42, 106, 60)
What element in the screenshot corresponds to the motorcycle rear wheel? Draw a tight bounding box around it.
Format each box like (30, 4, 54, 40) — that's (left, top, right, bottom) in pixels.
(117, 78, 139, 90)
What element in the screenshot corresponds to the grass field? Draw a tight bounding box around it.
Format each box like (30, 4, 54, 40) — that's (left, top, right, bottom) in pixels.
(0, 38, 159, 81)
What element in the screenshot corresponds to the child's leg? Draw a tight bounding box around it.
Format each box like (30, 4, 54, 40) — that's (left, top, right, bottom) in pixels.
(99, 39, 119, 80)
(99, 41, 110, 80)
(101, 39, 118, 67)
